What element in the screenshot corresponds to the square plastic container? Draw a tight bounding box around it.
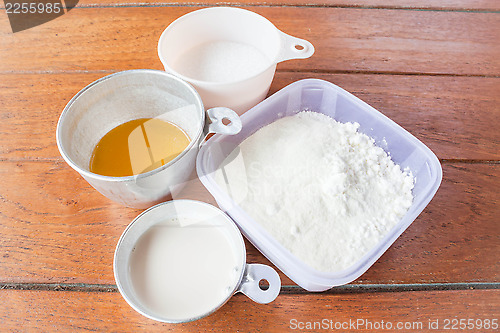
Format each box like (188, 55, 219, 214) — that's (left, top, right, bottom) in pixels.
(196, 79, 442, 292)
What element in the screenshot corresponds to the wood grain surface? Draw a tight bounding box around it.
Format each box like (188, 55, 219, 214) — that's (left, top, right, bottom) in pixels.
(1, 7, 499, 75)
(2, 0, 500, 10)
(0, 0, 498, 331)
(0, 162, 498, 285)
(1, 73, 498, 161)
(0, 289, 498, 331)
(66, 0, 500, 11)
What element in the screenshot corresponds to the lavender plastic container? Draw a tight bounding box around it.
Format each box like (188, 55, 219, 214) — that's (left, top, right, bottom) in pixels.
(196, 79, 442, 292)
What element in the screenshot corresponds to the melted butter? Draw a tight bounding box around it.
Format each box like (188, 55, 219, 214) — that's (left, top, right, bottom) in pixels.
(90, 118, 190, 177)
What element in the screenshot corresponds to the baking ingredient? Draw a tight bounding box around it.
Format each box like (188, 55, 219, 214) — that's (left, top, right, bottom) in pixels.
(129, 217, 241, 321)
(89, 118, 190, 177)
(215, 111, 414, 272)
(172, 41, 270, 83)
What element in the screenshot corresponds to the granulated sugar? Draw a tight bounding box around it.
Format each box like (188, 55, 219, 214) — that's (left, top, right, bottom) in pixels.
(215, 111, 414, 272)
(172, 41, 270, 83)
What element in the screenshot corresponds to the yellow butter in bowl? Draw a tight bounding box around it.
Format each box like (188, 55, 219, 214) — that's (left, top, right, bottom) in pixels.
(90, 118, 190, 177)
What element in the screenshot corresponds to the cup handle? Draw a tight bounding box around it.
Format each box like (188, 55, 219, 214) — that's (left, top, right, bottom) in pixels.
(207, 107, 242, 135)
(277, 31, 315, 62)
(237, 264, 281, 304)
(200, 107, 242, 147)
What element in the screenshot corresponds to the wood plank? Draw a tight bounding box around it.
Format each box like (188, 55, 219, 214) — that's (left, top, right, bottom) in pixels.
(0, 73, 498, 161)
(3, 0, 500, 11)
(0, 161, 498, 286)
(0, 7, 498, 75)
(358, 163, 500, 284)
(270, 73, 500, 161)
(0, 288, 498, 331)
(67, 1, 500, 11)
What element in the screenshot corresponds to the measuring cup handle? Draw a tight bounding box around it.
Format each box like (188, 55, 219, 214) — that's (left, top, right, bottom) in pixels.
(277, 31, 315, 62)
(207, 107, 242, 135)
(237, 263, 281, 304)
(200, 107, 242, 147)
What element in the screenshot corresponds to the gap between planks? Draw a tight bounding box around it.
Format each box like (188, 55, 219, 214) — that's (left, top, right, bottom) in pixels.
(1, 3, 499, 13)
(440, 160, 499, 164)
(1, 282, 498, 293)
(0, 69, 499, 78)
(1, 158, 499, 164)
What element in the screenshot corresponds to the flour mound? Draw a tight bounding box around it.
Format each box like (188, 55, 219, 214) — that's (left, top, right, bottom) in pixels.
(215, 111, 414, 272)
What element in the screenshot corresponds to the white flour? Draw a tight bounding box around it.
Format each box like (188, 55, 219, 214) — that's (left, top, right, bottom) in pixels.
(172, 41, 270, 83)
(215, 111, 414, 272)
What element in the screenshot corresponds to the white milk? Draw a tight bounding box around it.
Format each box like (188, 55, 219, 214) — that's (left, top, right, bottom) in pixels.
(172, 40, 271, 83)
(129, 216, 243, 320)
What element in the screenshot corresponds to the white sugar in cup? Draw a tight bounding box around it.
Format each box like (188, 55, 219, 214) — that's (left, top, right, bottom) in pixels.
(158, 7, 314, 113)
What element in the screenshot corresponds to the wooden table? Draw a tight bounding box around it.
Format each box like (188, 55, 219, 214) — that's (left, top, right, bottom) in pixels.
(1, 0, 499, 331)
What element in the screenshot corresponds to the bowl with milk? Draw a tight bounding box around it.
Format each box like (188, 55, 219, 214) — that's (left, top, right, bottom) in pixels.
(114, 200, 281, 323)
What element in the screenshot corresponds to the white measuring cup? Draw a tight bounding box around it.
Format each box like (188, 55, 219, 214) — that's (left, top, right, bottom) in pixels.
(158, 7, 315, 113)
(114, 200, 281, 323)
